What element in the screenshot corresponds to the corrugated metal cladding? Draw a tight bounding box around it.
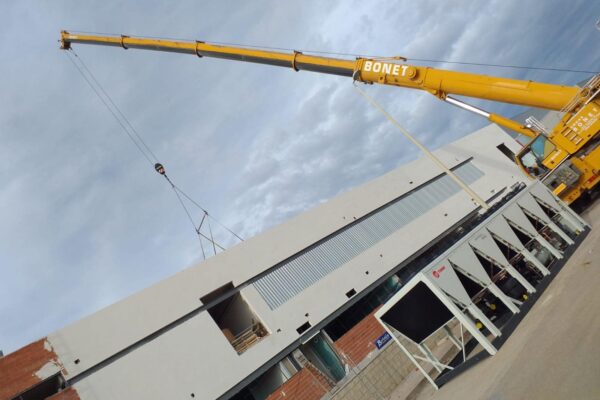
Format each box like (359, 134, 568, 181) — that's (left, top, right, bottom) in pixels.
(253, 162, 484, 310)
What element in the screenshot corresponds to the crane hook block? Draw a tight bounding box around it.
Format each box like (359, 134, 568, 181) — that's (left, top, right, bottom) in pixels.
(155, 163, 166, 175)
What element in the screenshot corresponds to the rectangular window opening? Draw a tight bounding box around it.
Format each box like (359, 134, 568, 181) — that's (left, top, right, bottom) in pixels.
(497, 143, 516, 162)
(13, 373, 64, 400)
(201, 283, 269, 354)
(296, 321, 311, 335)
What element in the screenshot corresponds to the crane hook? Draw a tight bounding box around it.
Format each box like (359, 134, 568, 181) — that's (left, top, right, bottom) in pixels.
(155, 163, 166, 175)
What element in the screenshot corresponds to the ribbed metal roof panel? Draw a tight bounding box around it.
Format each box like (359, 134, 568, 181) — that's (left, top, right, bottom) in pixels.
(253, 162, 484, 309)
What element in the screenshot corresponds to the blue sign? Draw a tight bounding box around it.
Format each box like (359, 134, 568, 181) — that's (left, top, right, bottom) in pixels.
(374, 331, 392, 349)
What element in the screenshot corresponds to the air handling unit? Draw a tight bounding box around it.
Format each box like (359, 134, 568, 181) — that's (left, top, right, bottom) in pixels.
(375, 181, 588, 389)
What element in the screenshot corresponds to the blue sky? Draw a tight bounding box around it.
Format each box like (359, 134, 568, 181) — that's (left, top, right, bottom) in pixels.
(1, 0, 599, 354)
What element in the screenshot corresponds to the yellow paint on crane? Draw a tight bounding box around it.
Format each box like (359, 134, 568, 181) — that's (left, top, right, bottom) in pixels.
(59, 31, 600, 205)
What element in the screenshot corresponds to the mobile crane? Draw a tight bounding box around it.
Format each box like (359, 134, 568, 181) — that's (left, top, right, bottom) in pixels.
(60, 31, 600, 205)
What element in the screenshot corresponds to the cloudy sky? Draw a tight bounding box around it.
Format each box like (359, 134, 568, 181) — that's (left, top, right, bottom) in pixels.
(1, 1, 598, 354)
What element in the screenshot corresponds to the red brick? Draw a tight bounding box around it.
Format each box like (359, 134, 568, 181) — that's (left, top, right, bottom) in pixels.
(334, 307, 386, 366)
(265, 367, 328, 400)
(0, 338, 63, 400)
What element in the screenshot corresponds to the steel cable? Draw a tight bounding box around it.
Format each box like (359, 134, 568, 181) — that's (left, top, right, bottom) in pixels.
(64, 50, 243, 256)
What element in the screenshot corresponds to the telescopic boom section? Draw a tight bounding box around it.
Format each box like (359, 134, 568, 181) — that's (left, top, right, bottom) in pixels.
(60, 31, 578, 112)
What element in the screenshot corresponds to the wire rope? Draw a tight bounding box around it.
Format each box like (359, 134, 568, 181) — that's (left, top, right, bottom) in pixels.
(64, 49, 243, 256)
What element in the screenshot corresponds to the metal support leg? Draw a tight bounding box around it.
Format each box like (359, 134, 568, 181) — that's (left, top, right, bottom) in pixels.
(419, 344, 443, 373)
(467, 304, 501, 338)
(558, 203, 589, 228)
(547, 221, 574, 245)
(443, 325, 462, 349)
(521, 249, 551, 276)
(488, 283, 520, 314)
(424, 278, 497, 355)
(504, 264, 536, 293)
(378, 321, 439, 390)
(536, 234, 563, 259)
(510, 298, 524, 306)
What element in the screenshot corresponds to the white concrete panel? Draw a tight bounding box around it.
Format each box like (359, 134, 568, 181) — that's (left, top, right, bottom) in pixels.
(71, 313, 250, 400)
(48, 265, 210, 378)
(41, 125, 532, 398)
(46, 155, 472, 378)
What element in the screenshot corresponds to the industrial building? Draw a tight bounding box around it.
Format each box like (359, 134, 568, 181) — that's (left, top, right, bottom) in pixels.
(0, 110, 587, 400)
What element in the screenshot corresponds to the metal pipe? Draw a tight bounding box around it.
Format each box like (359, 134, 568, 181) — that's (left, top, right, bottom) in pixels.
(445, 96, 490, 118)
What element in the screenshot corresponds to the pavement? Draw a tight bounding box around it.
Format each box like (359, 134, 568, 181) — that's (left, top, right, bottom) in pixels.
(391, 201, 600, 400)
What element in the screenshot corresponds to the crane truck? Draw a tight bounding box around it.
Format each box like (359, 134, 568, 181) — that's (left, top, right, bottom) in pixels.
(60, 31, 600, 205)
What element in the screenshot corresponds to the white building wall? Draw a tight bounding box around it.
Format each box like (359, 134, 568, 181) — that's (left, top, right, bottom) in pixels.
(46, 124, 528, 399)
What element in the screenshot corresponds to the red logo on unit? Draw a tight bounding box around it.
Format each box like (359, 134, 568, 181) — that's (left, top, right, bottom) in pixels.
(432, 265, 446, 278)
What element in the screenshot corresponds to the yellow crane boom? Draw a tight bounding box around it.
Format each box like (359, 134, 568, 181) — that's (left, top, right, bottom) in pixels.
(60, 31, 600, 204)
(60, 31, 579, 138)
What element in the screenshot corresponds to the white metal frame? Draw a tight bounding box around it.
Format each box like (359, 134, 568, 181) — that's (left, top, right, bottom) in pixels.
(373, 181, 585, 390)
(374, 267, 498, 390)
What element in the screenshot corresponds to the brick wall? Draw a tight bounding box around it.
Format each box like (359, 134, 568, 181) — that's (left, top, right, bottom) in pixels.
(331, 327, 459, 400)
(333, 307, 386, 367)
(0, 339, 54, 400)
(0, 339, 79, 400)
(265, 367, 329, 400)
